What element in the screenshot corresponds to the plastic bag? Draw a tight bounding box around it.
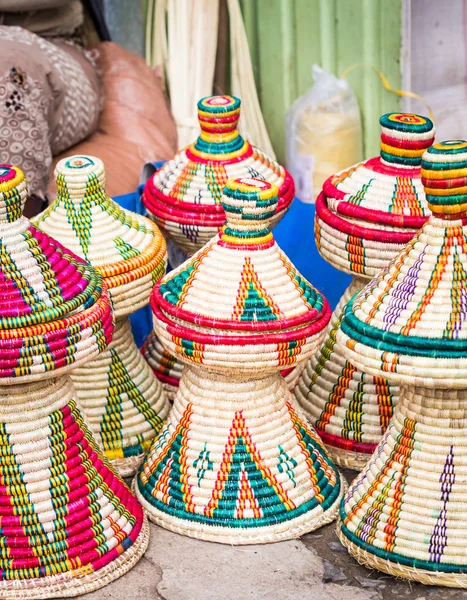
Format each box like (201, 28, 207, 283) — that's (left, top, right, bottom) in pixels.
(286, 65, 362, 203)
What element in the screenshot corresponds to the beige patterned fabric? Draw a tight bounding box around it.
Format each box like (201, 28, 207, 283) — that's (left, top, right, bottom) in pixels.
(0, 25, 100, 196)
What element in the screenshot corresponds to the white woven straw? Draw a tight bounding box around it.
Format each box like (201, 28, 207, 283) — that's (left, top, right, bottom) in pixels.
(72, 318, 170, 476)
(295, 277, 399, 469)
(135, 366, 343, 544)
(0, 375, 149, 597)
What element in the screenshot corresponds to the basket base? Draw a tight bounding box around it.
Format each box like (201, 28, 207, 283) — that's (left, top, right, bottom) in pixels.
(137, 480, 344, 545)
(73, 318, 170, 477)
(135, 366, 344, 545)
(325, 443, 371, 471)
(337, 521, 467, 588)
(0, 517, 150, 599)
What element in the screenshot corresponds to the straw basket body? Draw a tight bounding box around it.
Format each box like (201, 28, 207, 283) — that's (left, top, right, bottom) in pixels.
(335, 140, 467, 585)
(295, 277, 399, 469)
(135, 178, 343, 543)
(0, 164, 147, 595)
(338, 385, 467, 587)
(72, 319, 169, 475)
(0, 376, 149, 598)
(137, 366, 343, 544)
(295, 113, 434, 469)
(34, 155, 170, 476)
(141, 331, 182, 402)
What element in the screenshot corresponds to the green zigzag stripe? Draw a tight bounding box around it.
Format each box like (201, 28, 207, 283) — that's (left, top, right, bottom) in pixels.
(102, 349, 164, 457)
(115, 237, 141, 261)
(138, 415, 341, 527)
(57, 172, 94, 260)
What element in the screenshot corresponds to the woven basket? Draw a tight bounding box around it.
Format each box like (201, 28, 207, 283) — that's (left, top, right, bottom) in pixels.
(142, 95, 294, 256)
(0, 165, 147, 596)
(0, 376, 149, 598)
(295, 113, 434, 470)
(141, 330, 182, 402)
(34, 155, 170, 475)
(0, 165, 114, 382)
(295, 277, 399, 469)
(336, 140, 467, 585)
(141, 95, 297, 401)
(135, 177, 343, 543)
(34, 155, 167, 318)
(315, 113, 434, 279)
(72, 319, 169, 475)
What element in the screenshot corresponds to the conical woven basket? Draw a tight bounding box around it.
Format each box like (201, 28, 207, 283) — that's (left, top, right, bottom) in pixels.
(34, 155, 166, 318)
(135, 177, 344, 544)
(0, 164, 148, 597)
(142, 95, 294, 255)
(72, 319, 169, 476)
(0, 377, 149, 598)
(295, 277, 399, 469)
(336, 140, 467, 586)
(34, 155, 170, 475)
(141, 95, 298, 403)
(315, 113, 434, 279)
(296, 113, 434, 469)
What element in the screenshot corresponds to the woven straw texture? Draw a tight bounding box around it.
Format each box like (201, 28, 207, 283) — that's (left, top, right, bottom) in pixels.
(336, 141, 467, 388)
(339, 386, 467, 586)
(72, 319, 169, 476)
(295, 113, 434, 470)
(136, 366, 343, 544)
(0, 164, 147, 595)
(0, 376, 148, 598)
(34, 155, 170, 475)
(142, 95, 294, 255)
(295, 277, 399, 469)
(315, 112, 434, 279)
(142, 329, 303, 400)
(34, 155, 167, 318)
(150, 178, 330, 375)
(141, 330, 183, 402)
(135, 178, 343, 543)
(0, 164, 114, 383)
(281, 364, 304, 391)
(337, 140, 467, 585)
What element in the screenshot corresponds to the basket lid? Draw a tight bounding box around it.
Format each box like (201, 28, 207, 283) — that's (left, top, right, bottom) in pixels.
(34, 155, 166, 313)
(152, 178, 329, 339)
(0, 164, 113, 380)
(142, 95, 294, 229)
(315, 112, 435, 278)
(337, 140, 467, 386)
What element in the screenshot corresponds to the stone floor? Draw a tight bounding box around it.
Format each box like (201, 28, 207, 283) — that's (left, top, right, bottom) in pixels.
(70, 470, 467, 600)
(71, 520, 466, 600)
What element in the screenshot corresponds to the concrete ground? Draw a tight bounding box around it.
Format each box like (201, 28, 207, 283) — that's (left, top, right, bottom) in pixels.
(73, 472, 466, 600)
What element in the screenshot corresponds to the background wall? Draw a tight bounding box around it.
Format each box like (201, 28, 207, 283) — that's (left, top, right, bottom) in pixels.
(103, 0, 145, 57)
(113, 0, 405, 163)
(405, 0, 467, 141)
(240, 0, 403, 162)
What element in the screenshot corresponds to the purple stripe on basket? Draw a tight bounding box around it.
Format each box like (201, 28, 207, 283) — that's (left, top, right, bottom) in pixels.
(382, 249, 426, 330)
(429, 445, 455, 563)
